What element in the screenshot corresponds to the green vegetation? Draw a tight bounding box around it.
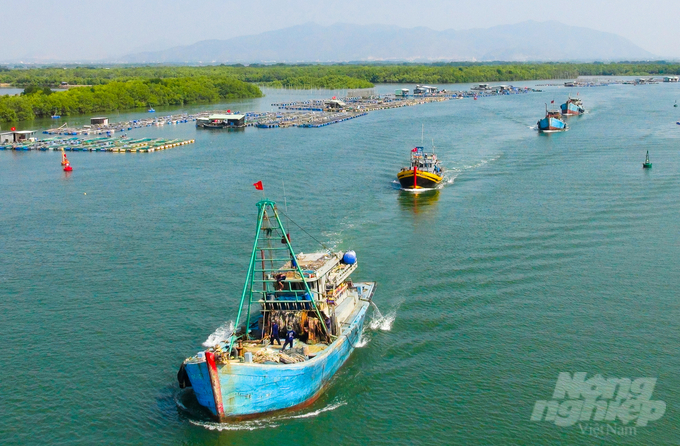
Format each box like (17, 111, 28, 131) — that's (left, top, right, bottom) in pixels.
(0, 76, 262, 122)
(2, 61, 680, 123)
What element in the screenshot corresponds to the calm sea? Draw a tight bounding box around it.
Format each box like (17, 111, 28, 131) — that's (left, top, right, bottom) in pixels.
(2, 82, 679, 445)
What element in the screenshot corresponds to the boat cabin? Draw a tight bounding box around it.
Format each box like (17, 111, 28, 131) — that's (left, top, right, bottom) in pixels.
(664, 76, 679, 82)
(395, 88, 410, 97)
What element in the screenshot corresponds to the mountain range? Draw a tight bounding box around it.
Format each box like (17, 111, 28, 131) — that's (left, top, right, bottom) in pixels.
(119, 21, 655, 64)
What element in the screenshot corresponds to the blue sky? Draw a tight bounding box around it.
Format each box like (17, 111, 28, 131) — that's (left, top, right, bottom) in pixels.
(1, 0, 678, 61)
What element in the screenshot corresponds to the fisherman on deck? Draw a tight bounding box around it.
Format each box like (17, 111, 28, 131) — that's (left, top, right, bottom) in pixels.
(282, 328, 295, 350)
(270, 321, 281, 346)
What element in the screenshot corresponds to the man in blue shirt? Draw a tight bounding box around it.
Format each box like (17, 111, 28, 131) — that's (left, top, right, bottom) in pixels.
(270, 321, 281, 346)
(282, 328, 295, 350)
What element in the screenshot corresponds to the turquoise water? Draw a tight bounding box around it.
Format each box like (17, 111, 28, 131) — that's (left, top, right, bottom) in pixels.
(2, 82, 680, 445)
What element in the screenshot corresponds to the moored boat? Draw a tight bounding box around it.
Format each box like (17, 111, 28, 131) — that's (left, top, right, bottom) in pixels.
(560, 97, 585, 116)
(397, 146, 444, 190)
(179, 200, 375, 420)
(537, 106, 568, 133)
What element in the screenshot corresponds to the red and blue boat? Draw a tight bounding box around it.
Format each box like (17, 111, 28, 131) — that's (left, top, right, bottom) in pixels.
(560, 97, 585, 116)
(537, 106, 568, 133)
(178, 200, 375, 420)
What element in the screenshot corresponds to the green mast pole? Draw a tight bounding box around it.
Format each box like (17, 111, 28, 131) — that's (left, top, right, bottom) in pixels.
(228, 200, 267, 355)
(272, 208, 332, 340)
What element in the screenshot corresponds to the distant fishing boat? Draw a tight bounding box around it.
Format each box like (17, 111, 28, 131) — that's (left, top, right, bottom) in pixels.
(560, 97, 585, 116)
(51, 111, 61, 119)
(148, 108, 155, 113)
(179, 200, 375, 420)
(537, 105, 567, 133)
(643, 151, 652, 169)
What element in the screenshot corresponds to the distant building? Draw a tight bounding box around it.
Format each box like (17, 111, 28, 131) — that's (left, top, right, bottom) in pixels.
(325, 99, 346, 109)
(91, 117, 109, 125)
(395, 88, 409, 97)
(196, 114, 246, 129)
(0, 130, 36, 143)
(414, 85, 438, 95)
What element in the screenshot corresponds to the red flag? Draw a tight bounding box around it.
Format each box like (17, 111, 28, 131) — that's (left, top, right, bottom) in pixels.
(411, 147, 418, 152)
(253, 181, 263, 190)
(551, 100, 554, 104)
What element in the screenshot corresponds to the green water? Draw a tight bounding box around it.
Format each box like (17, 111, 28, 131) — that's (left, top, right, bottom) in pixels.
(2, 82, 680, 445)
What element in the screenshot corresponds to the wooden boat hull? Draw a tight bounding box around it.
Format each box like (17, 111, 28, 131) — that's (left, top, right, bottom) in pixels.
(185, 284, 374, 419)
(397, 169, 443, 190)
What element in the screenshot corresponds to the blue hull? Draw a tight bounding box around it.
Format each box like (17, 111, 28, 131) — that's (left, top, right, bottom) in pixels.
(560, 102, 584, 115)
(185, 300, 370, 418)
(538, 116, 567, 132)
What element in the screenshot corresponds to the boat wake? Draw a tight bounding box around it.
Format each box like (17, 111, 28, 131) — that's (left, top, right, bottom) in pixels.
(202, 321, 234, 347)
(186, 400, 347, 431)
(369, 310, 396, 331)
(355, 327, 370, 347)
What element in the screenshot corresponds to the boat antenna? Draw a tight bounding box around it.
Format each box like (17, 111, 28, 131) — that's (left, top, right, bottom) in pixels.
(278, 208, 331, 252)
(282, 180, 290, 239)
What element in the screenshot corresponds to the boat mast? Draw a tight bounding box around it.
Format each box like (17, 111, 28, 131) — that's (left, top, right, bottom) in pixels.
(229, 200, 331, 354)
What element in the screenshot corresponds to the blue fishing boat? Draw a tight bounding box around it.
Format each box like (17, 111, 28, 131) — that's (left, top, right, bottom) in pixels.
(178, 200, 375, 420)
(537, 105, 568, 133)
(560, 97, 585, 116)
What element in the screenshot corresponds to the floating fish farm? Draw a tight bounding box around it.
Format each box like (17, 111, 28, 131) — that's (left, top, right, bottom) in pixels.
(3, 86, 538, 152)
(0, 136, 195, 152)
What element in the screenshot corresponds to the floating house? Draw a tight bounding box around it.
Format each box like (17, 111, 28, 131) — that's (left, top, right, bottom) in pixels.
(91, 117, 109, 126)
(663, 76, 679, 82)
(395, 88, 410, 97)
(0, 130, 36, 143)
(325, 99, 346, 110)
(196, 114, 246, 129)
(414, 85, 438, 95)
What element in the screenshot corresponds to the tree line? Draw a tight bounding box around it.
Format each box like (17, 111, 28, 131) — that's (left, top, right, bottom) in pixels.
(0, 76, 262, 123)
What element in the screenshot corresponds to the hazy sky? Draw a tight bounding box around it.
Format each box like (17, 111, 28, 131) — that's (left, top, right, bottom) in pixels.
(2, 0, 679, 61)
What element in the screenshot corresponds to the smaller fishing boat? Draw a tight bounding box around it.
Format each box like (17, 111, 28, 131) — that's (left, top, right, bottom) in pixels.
(560, 97, 585, 116)
(643, 151, 652, 169)
(537, 105, 567, 133)
(148, 108, 155, 113)
(397, 146, 443, 190)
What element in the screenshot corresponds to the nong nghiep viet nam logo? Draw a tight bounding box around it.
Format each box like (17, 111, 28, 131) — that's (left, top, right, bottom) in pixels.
(531, 372, 666, 428)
